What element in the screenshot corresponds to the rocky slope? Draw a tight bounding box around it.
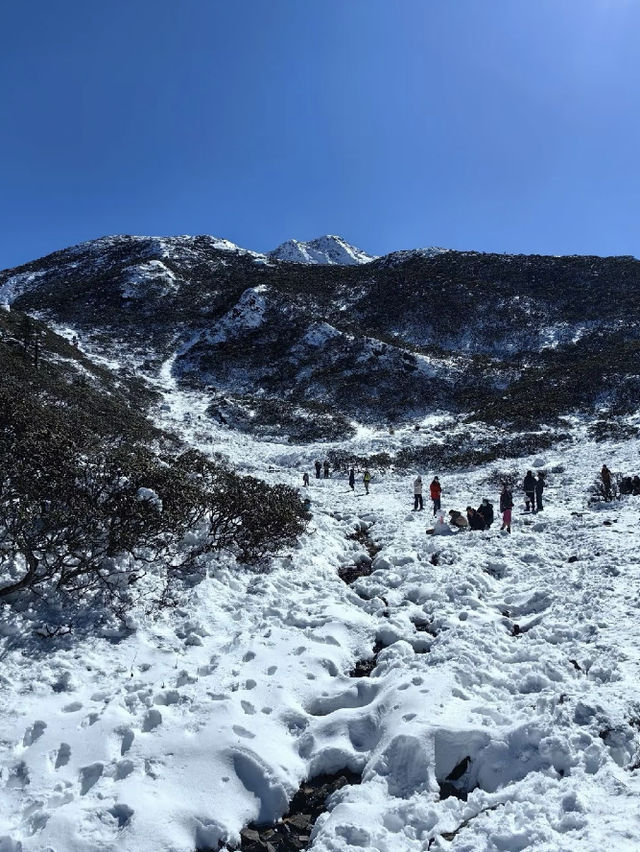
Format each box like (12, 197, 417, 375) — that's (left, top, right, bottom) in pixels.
(1, 236, 639, 436)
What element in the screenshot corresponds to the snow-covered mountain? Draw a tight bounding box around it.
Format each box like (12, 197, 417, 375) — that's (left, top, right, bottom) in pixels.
(1, 234, 640, 442)
(268, 235, 376, 265)
(3, 234, 640, 852)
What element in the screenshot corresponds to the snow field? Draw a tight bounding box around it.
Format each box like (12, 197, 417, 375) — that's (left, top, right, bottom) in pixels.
(2, 366, 640, 851)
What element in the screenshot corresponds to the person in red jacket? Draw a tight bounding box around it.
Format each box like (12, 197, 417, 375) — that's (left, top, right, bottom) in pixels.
(430, 477, 442, 516)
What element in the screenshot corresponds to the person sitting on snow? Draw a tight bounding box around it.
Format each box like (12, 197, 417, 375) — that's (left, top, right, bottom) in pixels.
(448, 509, 468, 529)
(466, 506, 486, 531)
(477, 498, 494, 527)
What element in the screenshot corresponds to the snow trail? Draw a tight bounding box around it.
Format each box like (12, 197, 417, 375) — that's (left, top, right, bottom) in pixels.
(2, 359, 640, 851)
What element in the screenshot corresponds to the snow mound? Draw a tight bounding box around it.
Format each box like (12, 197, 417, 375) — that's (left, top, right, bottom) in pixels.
(269, 236, 376, 265)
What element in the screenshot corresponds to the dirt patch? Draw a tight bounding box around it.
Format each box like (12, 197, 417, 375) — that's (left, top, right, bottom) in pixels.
(338, 562, 372, 584)
(227, 769, 362, 851)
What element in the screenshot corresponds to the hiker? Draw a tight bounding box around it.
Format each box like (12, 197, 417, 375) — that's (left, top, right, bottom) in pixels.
(363, 468, 372, 494)
(500, 484, 514, 533)
(466, 506, 486, 531)
(323, 460, 330, 479)
(413, 475, 424, 511)
(523, 470, 537, 512)
(430, 477, 442, 516)
(315, 460, 322, 479)
(348, 467, 355, 491)
(535, 472, 545, 511)
(302, 472, 310, 487)
(477, 498, 494, 528)
(601, 465, 612, 500)
(448, 509, 468, 529)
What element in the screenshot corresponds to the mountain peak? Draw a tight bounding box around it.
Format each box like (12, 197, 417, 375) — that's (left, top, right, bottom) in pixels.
(268, 235, 376, 265)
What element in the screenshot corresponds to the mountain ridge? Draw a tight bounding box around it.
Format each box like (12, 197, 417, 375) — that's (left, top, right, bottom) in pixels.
(1, 234, 640, 436)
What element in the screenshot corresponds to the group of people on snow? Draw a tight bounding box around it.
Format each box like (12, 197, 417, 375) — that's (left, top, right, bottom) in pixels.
(299, 457, 636, 536)
(412, 475, 441, 513)
(310, 461, 373, 494)
(418, 471, 544, 534)
(314, 460, 331, 479)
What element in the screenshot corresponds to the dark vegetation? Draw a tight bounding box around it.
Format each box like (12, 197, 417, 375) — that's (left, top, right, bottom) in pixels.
(207, 394, 356, 443)
(0, 310, 309, 630)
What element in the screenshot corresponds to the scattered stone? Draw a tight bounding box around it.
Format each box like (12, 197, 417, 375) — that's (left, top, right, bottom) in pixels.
(232, 770, 362, 851)
(338, 563, 372, 584)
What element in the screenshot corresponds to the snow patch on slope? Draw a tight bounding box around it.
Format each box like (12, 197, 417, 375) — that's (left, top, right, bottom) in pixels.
(204, 286, 269, 344)
(0, 269, 50, 305)
(121, 261, 178, 299)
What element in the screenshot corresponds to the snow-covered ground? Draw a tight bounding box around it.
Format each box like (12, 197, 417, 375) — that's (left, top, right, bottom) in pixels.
(2, 363, 640, 852)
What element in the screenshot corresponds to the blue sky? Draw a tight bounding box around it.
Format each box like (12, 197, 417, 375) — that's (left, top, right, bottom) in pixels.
(1, 0, 639, 269)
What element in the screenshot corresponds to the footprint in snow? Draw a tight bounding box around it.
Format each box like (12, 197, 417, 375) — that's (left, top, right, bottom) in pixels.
(141, 709, 162, 732)
(23, 720, 47, 747)
(233, 725, 256, 739)
(79, 762, 103, 795)
(117, 726, 135, 755)
(113, 759, 134, 781)
(55, 742, 71, 768)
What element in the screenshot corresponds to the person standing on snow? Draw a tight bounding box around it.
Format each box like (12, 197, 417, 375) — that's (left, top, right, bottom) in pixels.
(363, 468, 372, 494)
(430, 477, 442, 516)
(601, 464, 612, 500)
(303, 472, 310, 487)
(315, 460, 322, 479)
(323, 460, 330, 479)
(413, 476, 424, 511)
(348, 467, 355, 491)
(535, 472, 545, 511)
(500, 483, 514, 533)
(523, 470, 537, 512)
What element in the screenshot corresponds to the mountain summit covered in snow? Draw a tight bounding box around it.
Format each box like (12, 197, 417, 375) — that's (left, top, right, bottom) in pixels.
(268, 234, 377, 265)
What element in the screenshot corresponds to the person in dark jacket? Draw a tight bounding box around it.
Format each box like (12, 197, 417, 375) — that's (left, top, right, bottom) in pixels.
(315, 460, 322, 479)
(348, 467, 355, 491)
(323, 460, 330, 479)
(477, 499, 494, 528)
(303, 472, 310, 487)
(500, 484, 514, 533)
(523, 470, 536, 512)
(466, 506, 485, 530)
(601, 464, 612, 500)
(535, 472, 545, 511)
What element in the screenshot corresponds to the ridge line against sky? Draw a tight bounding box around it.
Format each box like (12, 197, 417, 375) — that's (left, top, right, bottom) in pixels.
(1, 0, 639, 270)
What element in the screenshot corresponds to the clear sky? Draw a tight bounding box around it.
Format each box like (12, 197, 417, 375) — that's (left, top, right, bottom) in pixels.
(1, 0, 639, 269)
